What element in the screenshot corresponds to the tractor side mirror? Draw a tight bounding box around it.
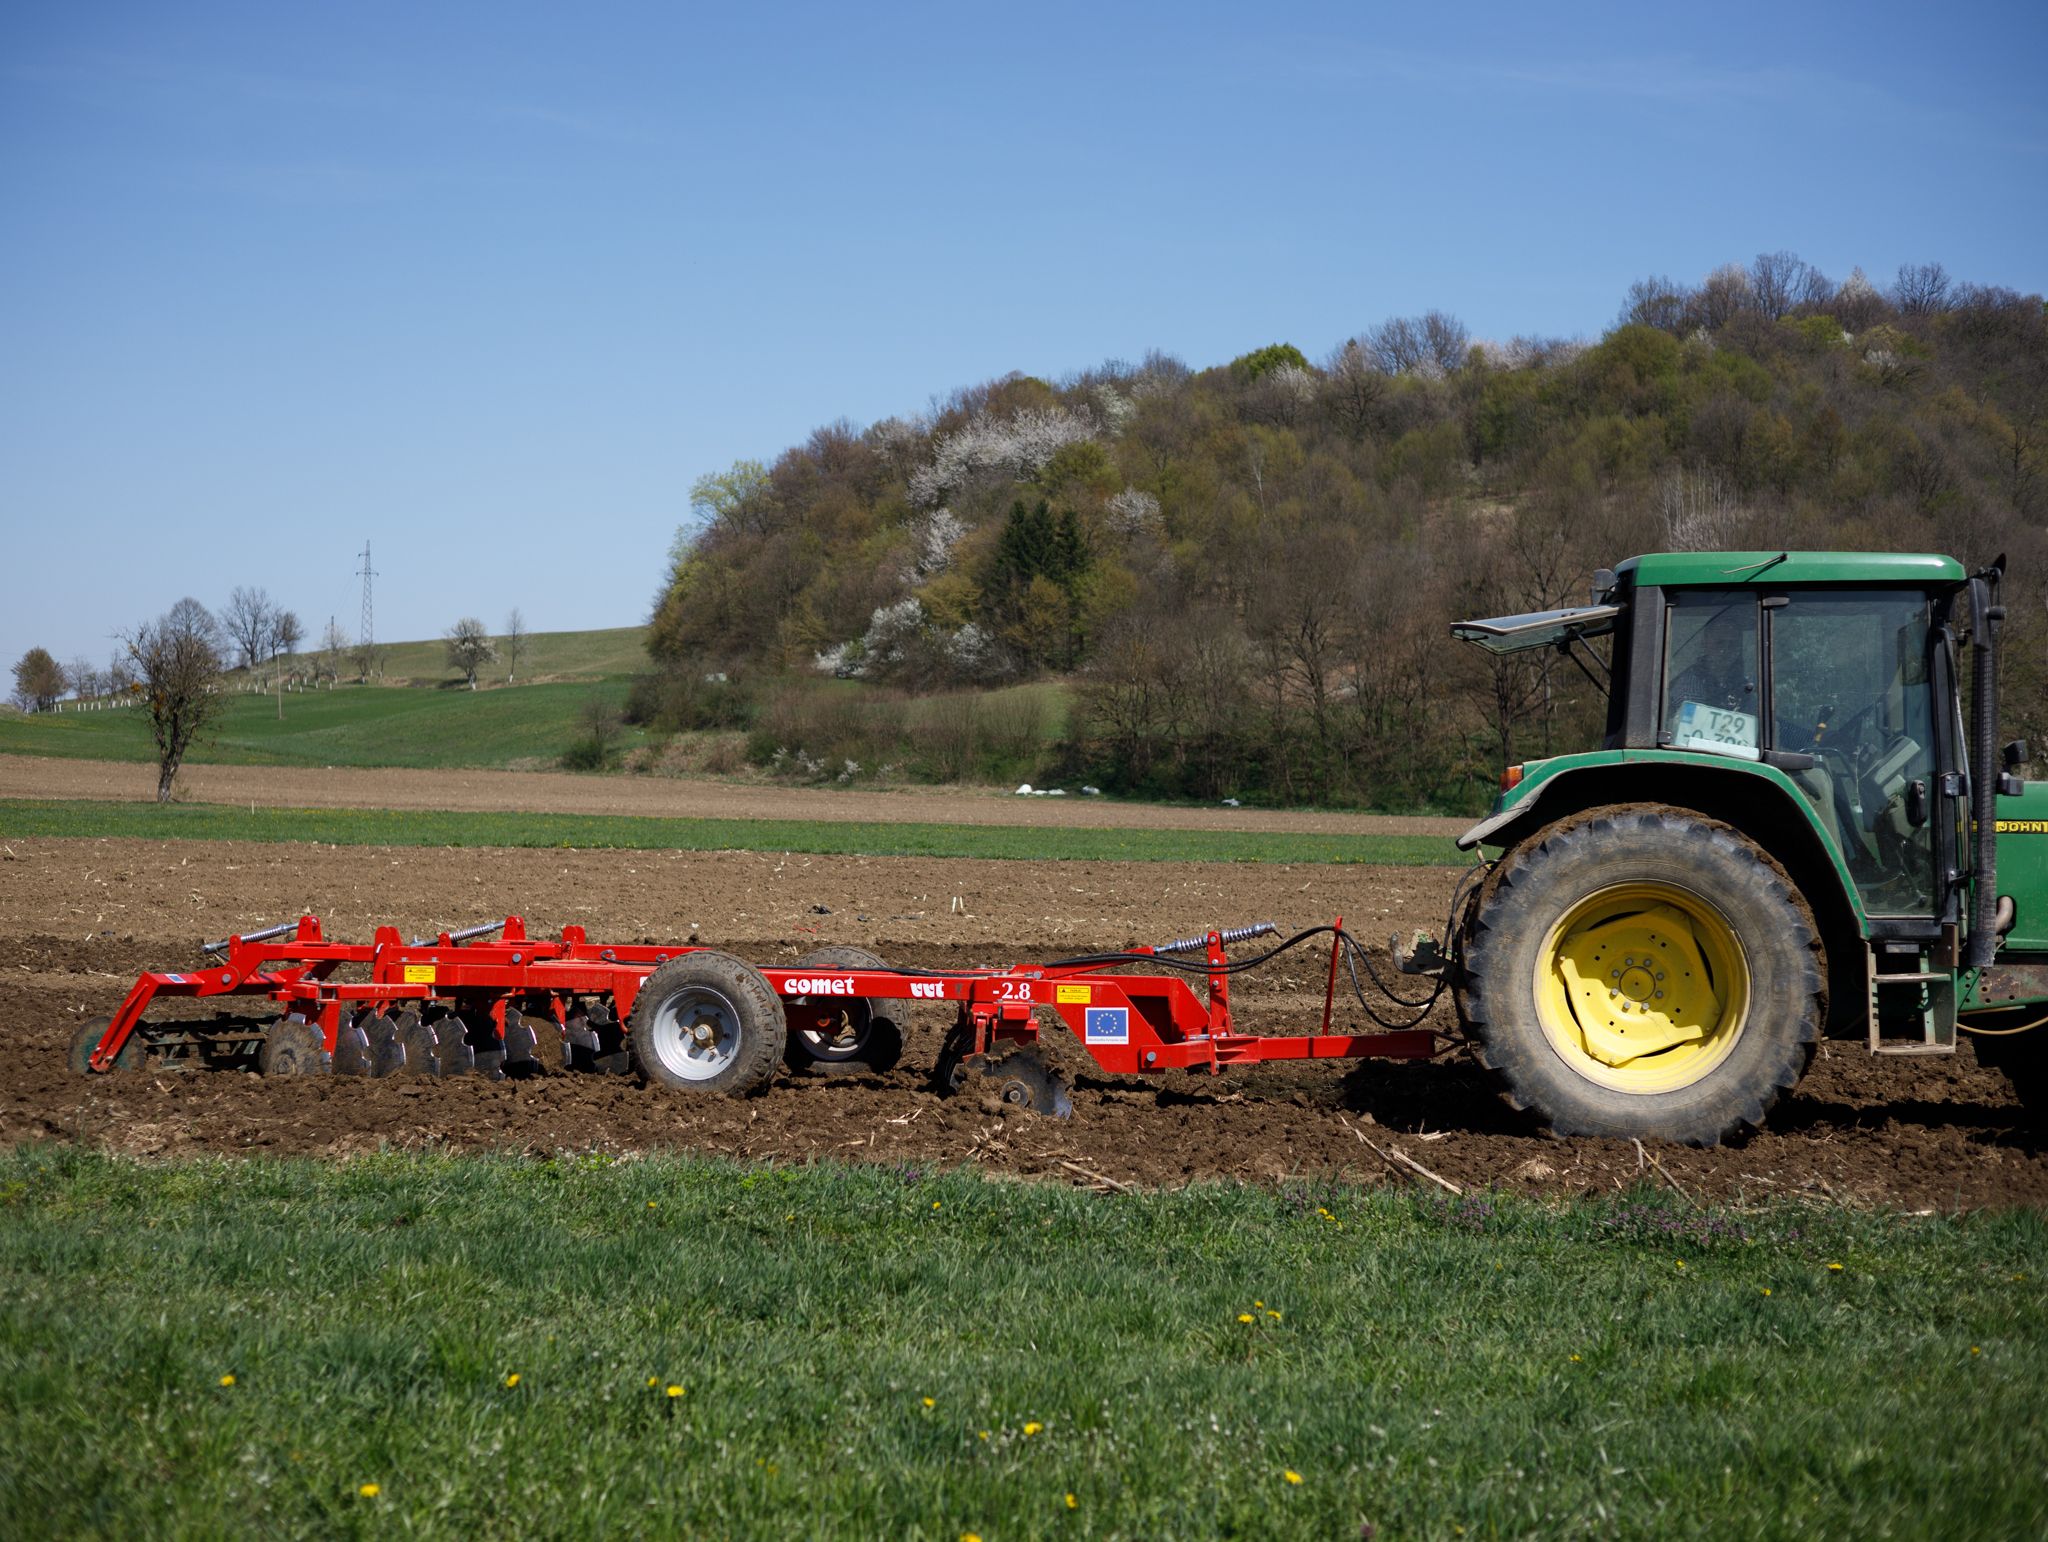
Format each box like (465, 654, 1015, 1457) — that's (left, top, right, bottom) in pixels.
(1906, 779, 1929, 828)
(2003, 739, 2029, 770)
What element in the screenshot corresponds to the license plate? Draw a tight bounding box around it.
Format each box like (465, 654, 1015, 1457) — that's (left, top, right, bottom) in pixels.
(1675, 700, 1761, 760)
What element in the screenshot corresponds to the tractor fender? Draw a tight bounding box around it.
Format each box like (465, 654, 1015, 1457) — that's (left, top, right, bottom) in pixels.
(1459, 754, 1873, 1038)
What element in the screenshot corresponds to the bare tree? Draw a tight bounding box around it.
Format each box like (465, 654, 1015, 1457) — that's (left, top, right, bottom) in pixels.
(1692, 264, 1753, 330)
(222, 586, 276, 674)
(1660, 467, 1744, 550)
(67, 655, 100, 706)
(123, 598, 225, 802)
(10, 648, 65, 711)
(1747, 251, 1827, 321)
(1362, 311, 1470, 378)
(446, 617, 496, 689)
(271, 609, 304, 662)
(1619, 275, 1692, 333)
(1323, 337, 1391, 440)
(502, 608, 529, 683)
(1892, 261, 1951, 315)
(319, 617, 348, 687)
(105, 649, 136, 702)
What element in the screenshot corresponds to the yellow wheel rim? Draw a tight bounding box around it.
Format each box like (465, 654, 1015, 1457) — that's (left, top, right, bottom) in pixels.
(1533, 881, 1750, 1095)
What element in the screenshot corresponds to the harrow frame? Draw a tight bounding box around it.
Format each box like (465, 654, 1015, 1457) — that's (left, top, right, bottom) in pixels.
(79, 913, 1441, 1081)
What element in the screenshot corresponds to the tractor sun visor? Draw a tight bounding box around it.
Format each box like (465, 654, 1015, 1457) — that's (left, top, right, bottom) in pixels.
(1450, 603, 1622, 655)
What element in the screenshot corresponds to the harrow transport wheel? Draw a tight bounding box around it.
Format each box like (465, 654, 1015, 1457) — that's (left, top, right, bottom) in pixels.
(784, 946, 903, 1073)
(68, 1017, 143, 1074)
(631, 951, 785, 1096)
(1461, 806, 1821, 1146)
(259, 1015, 330, 1076)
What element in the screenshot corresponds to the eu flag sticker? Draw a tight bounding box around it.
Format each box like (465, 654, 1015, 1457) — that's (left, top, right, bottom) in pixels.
(1084, 1006, 1128, 1044)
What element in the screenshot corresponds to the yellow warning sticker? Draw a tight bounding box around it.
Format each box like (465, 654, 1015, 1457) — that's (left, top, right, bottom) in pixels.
(403, 964, 436, 984)
(1996, 820, 2048, 834)
(1055, 985, 1092, 1004)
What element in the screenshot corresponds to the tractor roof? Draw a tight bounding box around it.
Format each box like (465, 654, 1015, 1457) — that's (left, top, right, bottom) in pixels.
(1616, 550, 1966, 587)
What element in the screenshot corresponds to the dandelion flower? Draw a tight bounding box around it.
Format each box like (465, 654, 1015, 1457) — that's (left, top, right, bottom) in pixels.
(358, 1484, 380, 1498)
(503, 1373, 520, 1388)
(1760, 1288, 1772, 1297)
(1675, 1260, 1686, 1270)
(933, 1201, 942, 1210)
(1023, 1421, 1043, 1436)
(667, 1385, 685, 1398)
(978, 1430, 990, 1441)
(1065, 1493, 1078, 1510)
(1971, 1346, 1982, 1356)
(1284, 1469, 1303, 1485)
(962, 1534, 982, 1542)
(1266, 1310, 1282, 1320)
(218, 1374, 236, 1388)
(922, 1397, 936, 1409)
(1254, 1300, 1265, 1308)
(1237, 1313, 1255, 1324)
(1827, 1262, 1844, 1272)
(648, 1377, 659, 1388)
(1569, 1354, 1581, 1362)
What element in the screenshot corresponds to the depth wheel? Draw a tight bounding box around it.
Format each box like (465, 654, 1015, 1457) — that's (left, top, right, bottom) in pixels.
(1461, 806, 1821, 1145)
(69, 1017, 143, 1074)
(630, 951, 785, 1095)
(784, 946, 903, 1073)
(258, 1014, 330, 1076)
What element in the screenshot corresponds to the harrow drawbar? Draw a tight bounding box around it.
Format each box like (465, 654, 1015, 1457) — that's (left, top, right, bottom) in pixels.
(73, 912, 1453, 1114)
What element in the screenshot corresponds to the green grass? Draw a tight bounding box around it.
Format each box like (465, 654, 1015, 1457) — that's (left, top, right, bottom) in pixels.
(1, 1149, 2041, 1539)
(0, 681, 646, 770)
(0, 798, 1467, 865)
(308, 625, 649, 686)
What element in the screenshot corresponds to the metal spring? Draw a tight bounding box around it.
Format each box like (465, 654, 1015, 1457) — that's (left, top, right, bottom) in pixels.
(1153, 921, 1279, 956)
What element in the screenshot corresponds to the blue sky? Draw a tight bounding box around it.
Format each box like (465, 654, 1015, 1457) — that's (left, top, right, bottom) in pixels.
(4, 0, 2045, 674)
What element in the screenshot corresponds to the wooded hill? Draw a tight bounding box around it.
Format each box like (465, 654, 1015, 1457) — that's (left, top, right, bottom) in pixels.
(645, 256, 2048, 813)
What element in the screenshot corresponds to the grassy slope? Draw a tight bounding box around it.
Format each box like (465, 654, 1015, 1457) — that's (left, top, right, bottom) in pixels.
(0, 1150, 2041, 1539)
(0, 798, 1466, 865)
(0, 680, 645, 769)
(360, 625, 648, 685)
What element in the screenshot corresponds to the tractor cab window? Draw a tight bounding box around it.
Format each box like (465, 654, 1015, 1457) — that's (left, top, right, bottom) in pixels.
(1662, 591, 1760, 755)
(1768, 591, 1937, 915)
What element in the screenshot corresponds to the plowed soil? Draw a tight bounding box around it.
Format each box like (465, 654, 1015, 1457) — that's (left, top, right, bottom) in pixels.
(0, 754, 1468, 836)
(2, 836, 2041, 1208)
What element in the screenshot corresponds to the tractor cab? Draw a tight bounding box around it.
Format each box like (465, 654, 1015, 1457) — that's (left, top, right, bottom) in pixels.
(1451, 552, 2044, 1134)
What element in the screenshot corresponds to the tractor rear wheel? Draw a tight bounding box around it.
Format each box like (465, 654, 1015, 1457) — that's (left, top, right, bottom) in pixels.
(630, 951, 785, 1095)
(784, 946, 903, 1073)
(1461, 806, 1822, 1145)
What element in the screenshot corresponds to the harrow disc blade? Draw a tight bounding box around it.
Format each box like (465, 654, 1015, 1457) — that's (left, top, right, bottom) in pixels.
(332, 1012, 375, 1077)
(431, 1012, 476, 1078)
(502, 1007, 543, 1079)
(258, 1015, 330, 1076)
(376, 1011, 434, 1077)
(950, 1043, 1073, 1119)
(361, 1013, 400, 1077)
(564, 1003, 630, 1074)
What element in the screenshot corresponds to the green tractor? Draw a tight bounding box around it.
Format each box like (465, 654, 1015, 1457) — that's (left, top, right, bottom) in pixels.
(1449, 550, 2046, 1144)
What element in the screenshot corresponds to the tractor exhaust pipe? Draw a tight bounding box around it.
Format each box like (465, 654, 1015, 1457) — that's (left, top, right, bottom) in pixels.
(1966, 564, 2005, 970)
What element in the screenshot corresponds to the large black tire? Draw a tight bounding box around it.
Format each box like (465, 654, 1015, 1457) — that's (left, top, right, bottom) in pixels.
(1461, 806, 1822, 1145)
(69, 1017, 143, 1074)
(630, 951, 785, 1095)
(783, 946, 903, 1073)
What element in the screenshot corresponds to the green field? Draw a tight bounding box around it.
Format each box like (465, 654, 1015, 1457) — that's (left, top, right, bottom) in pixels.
(0, 679, 646, 770)
(0, 798, 1467, 866)
(305, 624, 649, 686)
(0, 1148, 2040, 1539)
